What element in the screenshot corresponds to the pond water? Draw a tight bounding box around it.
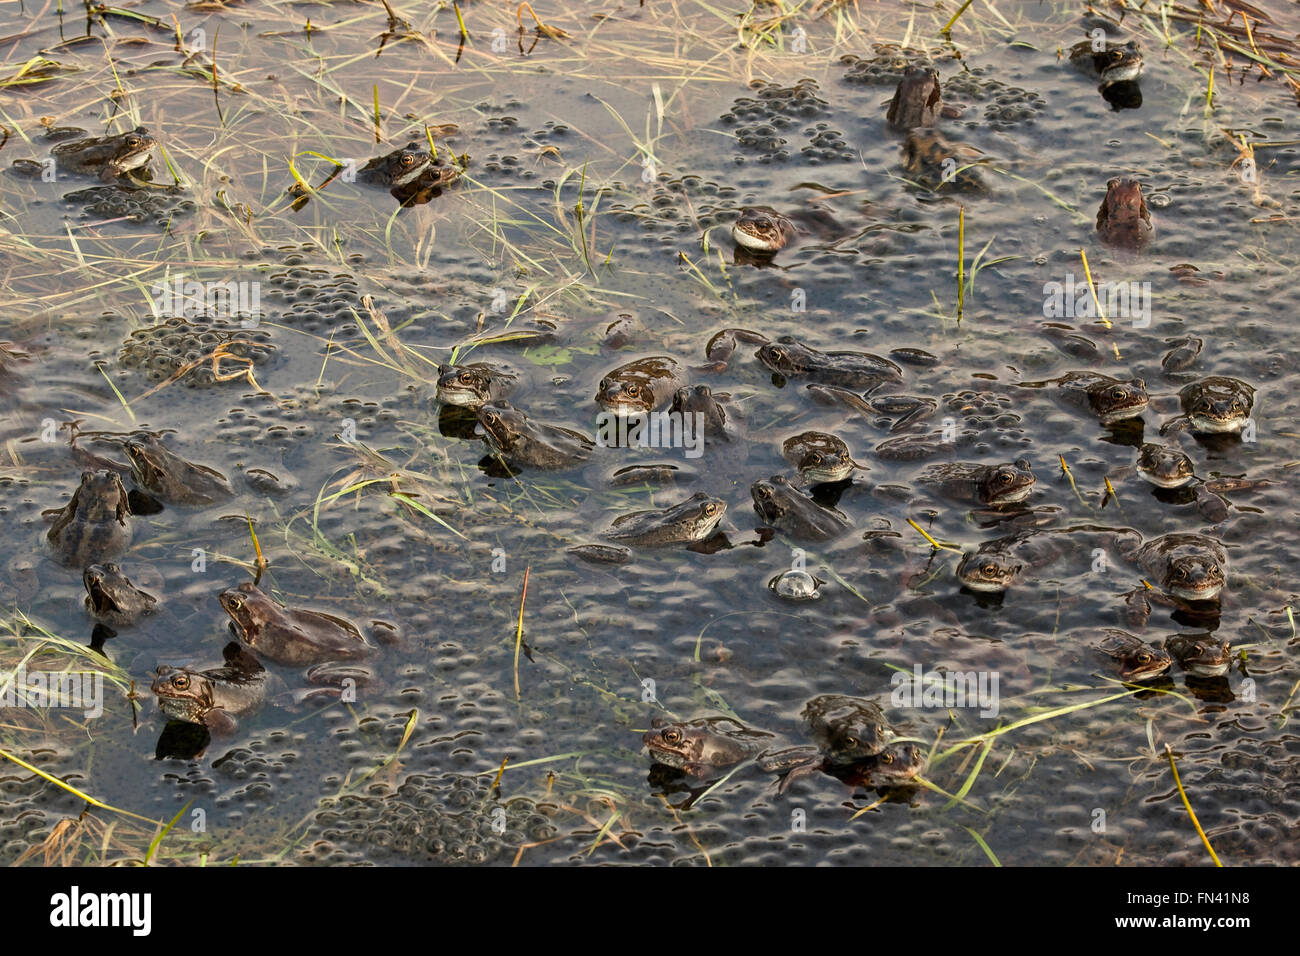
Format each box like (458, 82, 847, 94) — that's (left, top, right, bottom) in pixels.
(0, 0, 1297, 866)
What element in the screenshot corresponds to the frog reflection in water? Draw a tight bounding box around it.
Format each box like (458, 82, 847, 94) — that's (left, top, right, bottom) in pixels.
(152, 643, 275, 735)
(642, 717, 775, 777)
(123, 432, 234, 506)
(46, 471, 133, 567)
(50, 127, 157, 182)
(219, 582, 374, 675)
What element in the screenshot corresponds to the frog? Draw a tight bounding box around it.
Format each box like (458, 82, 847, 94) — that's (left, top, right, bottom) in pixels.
(700, 327, 770, 373)
(755, 335, 902, 391)
(1018, 371, 1148, 425)
(886, 67, 958, 131)
(756, 694, 895, 793)
(1093, 630, 1171, 682)
(50, 126, 157, 182)
(901, 127, 988, 193)
(1068, 38, 1144, 87)
(45, 471, 133, 568)
(123, 431, 234, 506)
(954, 528, 1076, 593)
(602, 491, 727, 548)
(917, 459, 1035, 507)
(781, 431, 857, 484)
(642, 716, 775, 777)
(859, 393, 938, 433)
(731, 206, 797, 255)
(1161, 376, 1255, 436)
(218, 582, 374, 671)
(83, 563, 157, 629)
(1135, 442, 1195, 489)
(355, 141, 434, 188)
(1161, 336, 1202, 375)
(837, 742, 926, 790)
(436, 361, 519, 408)
(669, 384, 740, 443)
(1164, 633, 1233, 678)
(1119, 532, 1228, 603)
(475, 401, 594, 471)
(151, 643, 274, 735)
(595, 356, 686, 416)
(751, 475, 851, 541)
(1125, 441, 1268, 522)
(1096, 178, 1153, 249)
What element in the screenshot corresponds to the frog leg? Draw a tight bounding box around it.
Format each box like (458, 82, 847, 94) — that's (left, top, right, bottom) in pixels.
(202, 709, 239, 736)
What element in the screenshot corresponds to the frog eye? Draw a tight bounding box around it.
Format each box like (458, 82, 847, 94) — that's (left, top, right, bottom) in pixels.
(703, 503, 718, 516)
(625, 385, 640, 398)
(459, 373, 475, 384)
(996, 472, 1013, 484)
(879, 751, 894, 765)
(173, 675, 190, 690)
(807, 453, 822, 465)
(483, 412, 499, 427)
(1136, 652, 1151, 665)
(981, 564, 998, 577)
(1111, 387, 1126, 400)
(1174, 568, 1188, 580)
(769, 348, 785, 362)
(400, 154, 415, 167)
(598, 379, 609, 391)
(662, 729, 681, 744)
(227, 595, 244, 611)
(843, 736, 858, 749)
(1208, 565, 1219, 575)
(126, 136, 141, 148)
(1230, 400, 1242, 412)
(757, 486, 772, 500)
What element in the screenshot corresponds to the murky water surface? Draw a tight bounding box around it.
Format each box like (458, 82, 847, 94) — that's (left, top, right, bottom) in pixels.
(1, 0, 1298, 865)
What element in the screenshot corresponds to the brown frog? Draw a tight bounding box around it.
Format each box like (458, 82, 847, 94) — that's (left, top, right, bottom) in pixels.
(218, 582, 374, 668)
(887, 67, 948, 132)
(50, 126, 157, 182)
(124, 432, 234, 506)
(152, 643, 275, 735)
(731, 206, 797, 255)
(595, 356, 685, 415)
(83, 563, 157, 629)
(1096, 178, 1153, 249)
(46, 471, 133, 567)
(642, 717, 775, 777)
